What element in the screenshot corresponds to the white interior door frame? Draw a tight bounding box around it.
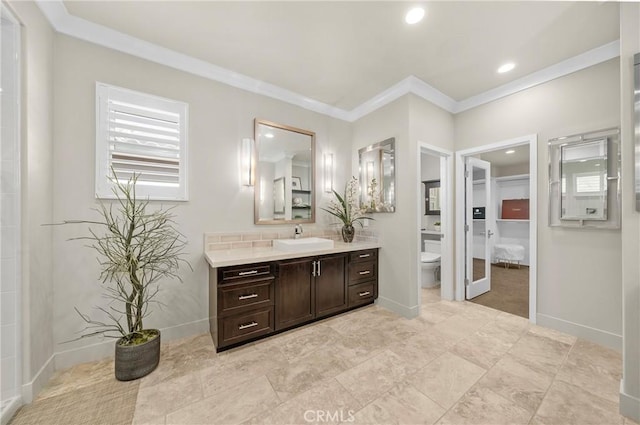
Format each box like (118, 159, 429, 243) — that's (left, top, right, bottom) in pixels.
(455, 134, 538, 323)
(417, 142, 454, 304)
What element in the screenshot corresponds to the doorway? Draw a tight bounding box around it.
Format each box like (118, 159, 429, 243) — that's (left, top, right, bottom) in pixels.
(417, 143, 453, 307)
(455, 135, 538, 323)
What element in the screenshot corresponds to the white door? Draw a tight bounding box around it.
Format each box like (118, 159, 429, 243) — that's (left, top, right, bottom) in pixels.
(465, 157, 493, 299)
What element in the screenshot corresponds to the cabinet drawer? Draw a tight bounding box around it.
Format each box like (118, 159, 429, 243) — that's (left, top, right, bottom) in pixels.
(220, 307, 274, 347)
(220, 264, 272, 284)
(348, 282, 375, 307)
(349, 249, 377, 263)
(348, 260, 377, 284)
(219, 279, 274, 315)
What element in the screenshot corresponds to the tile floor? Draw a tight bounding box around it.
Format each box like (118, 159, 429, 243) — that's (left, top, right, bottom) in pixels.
(10, 288, 638, 425)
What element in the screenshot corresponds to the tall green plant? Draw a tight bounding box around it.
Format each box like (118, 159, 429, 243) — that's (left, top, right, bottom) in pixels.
(322, 177, 373, 227)
(62, 172, 190, 345)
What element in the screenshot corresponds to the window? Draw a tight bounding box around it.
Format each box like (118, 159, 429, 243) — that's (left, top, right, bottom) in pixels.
(95, 83, 188, 200)
(575, 173, 603, 194)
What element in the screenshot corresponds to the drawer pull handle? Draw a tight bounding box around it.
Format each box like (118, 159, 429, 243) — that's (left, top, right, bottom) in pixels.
(359, 291, 371, 297)
(238, 294, 258, 300)
(238, 270, 258, 276)
(359, 254, 371, 258)
(238, 321, 258, 330)
(359, 270, 371, 275)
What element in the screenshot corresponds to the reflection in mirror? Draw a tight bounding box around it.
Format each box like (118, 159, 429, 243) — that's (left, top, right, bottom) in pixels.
(254, 119, 315, 224)
(359, 138, 395, 213)
(548, 127, 620, 229)
(423, 180, 440, 215)
(560, 139, 607, 220)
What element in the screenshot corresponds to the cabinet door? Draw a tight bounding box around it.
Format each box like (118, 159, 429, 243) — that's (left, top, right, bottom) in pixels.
(275, 258, 315, 330)
(315, 253, 347, 318)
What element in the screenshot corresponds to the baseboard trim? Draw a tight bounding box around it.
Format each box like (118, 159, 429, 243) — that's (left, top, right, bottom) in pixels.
(620, 380, 640, 422)
(376, 296, 419, 319)
(0, 396, 22, 425)
(54, 318, 210, 370)
(21, 354, 54, 404)
(536, 313, 622, 351)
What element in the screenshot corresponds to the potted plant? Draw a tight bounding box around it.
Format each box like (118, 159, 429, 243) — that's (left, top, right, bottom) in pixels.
(433, 221, 441, 232)
(322, 177, 373, 242)
(61, 172, 190, 381)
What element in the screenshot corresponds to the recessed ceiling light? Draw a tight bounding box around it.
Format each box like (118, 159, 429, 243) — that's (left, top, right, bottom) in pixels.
(405, 7, 425, 24)
(505, 149, 515, 154)
(497, 62, 516, 74)
(265, 133, 274, 139)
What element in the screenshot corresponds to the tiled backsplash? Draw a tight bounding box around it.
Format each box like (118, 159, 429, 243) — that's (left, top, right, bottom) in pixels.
(204, 227, 377, 252)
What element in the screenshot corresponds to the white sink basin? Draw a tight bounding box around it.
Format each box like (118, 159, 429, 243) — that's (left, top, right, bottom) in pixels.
(273, 237, 335, 252)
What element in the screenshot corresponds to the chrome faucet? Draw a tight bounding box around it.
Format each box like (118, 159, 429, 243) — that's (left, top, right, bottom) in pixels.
(294, 224, 303, 239)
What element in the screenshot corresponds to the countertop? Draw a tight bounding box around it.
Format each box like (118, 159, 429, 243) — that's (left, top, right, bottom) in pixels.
(204, 240, 381, 268)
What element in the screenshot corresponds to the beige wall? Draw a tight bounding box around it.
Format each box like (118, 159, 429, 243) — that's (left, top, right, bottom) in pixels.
(352, 94, 454, 316)
(51, 35, 353, 363)
(455, 59, 622, 348)
(8, 0, 55, 399)
(352, 97, 413, 315)
(619, 2, 640, 421)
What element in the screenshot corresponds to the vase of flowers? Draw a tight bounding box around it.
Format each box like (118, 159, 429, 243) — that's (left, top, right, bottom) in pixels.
(322, 177, 373, 243)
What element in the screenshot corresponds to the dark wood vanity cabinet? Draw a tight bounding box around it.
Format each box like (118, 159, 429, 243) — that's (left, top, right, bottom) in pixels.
(347, 249, 378, 307)
(314, 254, 348, 318)
(209, 262, 276, 348)
(209, 248, 377, 350)
(274, 253, 347, 329)
(274, 257, 315, 330)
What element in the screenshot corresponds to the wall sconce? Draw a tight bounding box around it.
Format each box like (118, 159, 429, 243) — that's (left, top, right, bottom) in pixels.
(324, 153, 333, 193)
(241, 138, 255, 186)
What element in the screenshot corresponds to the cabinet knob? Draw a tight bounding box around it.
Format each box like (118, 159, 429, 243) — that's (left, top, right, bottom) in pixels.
(359, 291, 371, 297)
(238, 294, 258, 300)
(359, 270, 371, 275)
(238, 270, 258, 276)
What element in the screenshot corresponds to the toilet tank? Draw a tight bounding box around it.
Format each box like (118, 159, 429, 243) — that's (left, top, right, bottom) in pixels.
(423, 240, 441, 254)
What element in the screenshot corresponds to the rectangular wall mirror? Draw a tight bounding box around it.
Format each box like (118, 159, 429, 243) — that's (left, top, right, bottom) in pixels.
(549, 127, 620, 228)
(254, 119, 315, 224)
(423, 180, 441, 215)
(359, 137, 396, 213)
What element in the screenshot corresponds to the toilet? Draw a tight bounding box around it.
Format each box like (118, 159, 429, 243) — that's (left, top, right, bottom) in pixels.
(421, 240, 441, 288)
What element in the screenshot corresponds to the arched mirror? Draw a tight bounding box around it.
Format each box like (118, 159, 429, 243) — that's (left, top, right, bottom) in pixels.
(254, 119, 315, 224)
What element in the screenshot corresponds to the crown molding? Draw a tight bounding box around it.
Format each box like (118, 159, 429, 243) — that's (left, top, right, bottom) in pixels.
(35, 0, 351, 121)
(454, 40, 621, 113)
(36, 0, 620, 122)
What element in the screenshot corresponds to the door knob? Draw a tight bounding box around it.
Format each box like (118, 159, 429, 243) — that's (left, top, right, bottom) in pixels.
(487, 230, 494, 238)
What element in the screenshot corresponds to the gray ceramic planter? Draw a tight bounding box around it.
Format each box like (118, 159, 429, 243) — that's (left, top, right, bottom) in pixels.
(114, 330, 160, 381)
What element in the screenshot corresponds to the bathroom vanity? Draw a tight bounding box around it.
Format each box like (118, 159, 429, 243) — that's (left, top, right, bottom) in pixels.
(205, 244, 379, 351)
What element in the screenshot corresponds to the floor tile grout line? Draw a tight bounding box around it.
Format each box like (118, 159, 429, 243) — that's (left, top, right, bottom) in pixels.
(526, 333, 577, 424)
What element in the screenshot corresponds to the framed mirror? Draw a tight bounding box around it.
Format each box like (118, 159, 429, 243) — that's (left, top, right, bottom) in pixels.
(548, 127, 620, 228)
(423, 180, 441, 215)
(359, 137, 396, 213)
(254, 119, 315, 224)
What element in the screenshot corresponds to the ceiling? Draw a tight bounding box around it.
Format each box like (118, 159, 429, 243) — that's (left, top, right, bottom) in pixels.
(59, 1, 620, 113)
(477, 147, 529, 167)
